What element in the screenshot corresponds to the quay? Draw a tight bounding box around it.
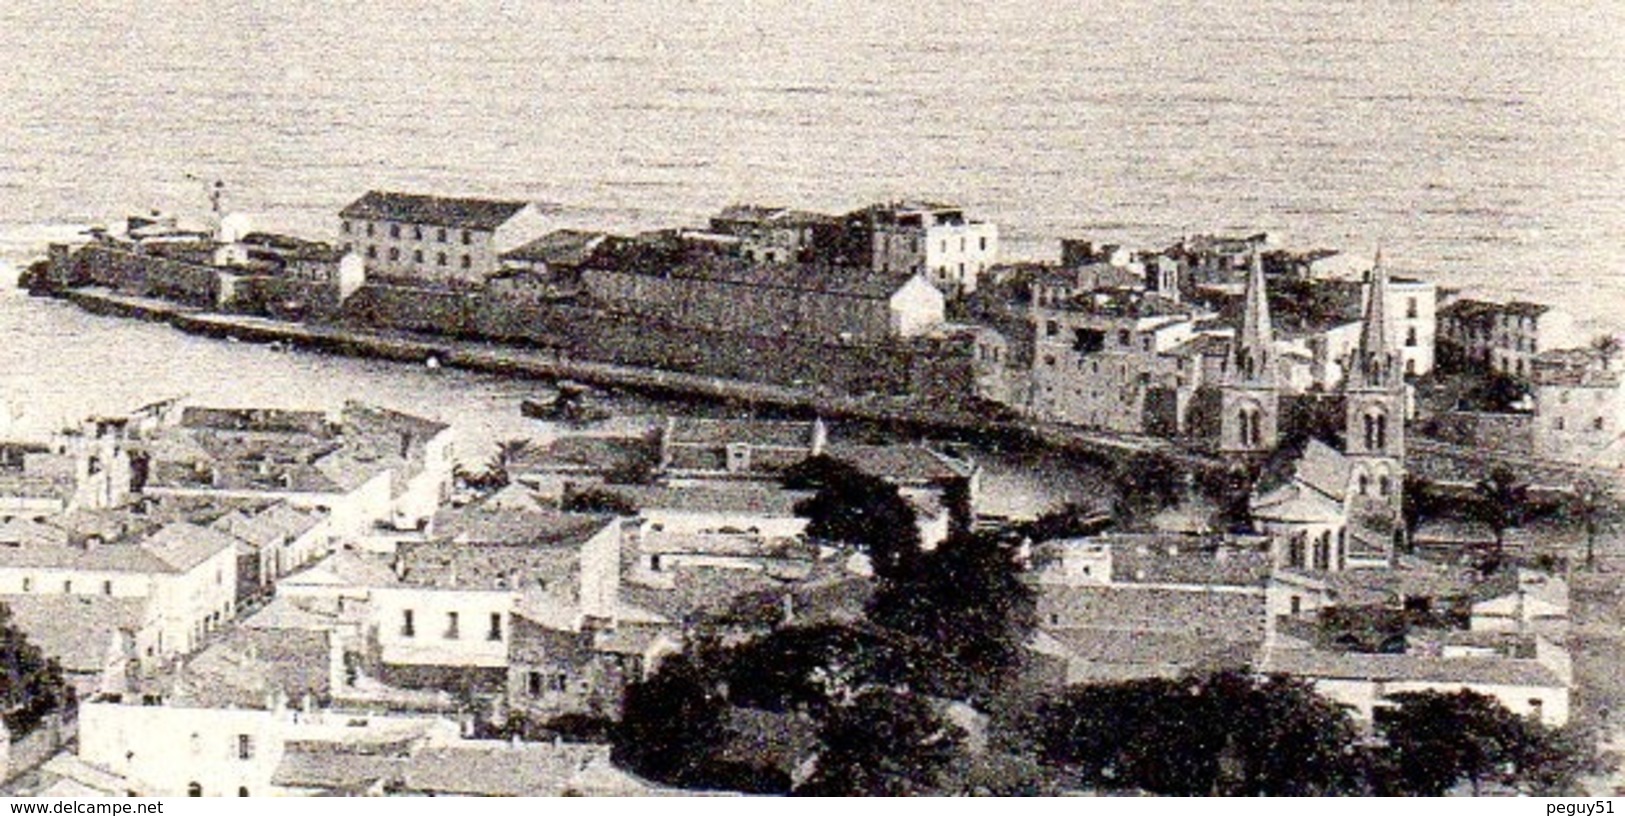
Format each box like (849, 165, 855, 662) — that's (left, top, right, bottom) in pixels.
(60, 287, 1214, 470)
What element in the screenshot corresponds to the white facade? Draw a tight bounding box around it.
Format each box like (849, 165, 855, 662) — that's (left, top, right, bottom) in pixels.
(339, 199, 547, 286)
(1386, 277, 1436, 377)
(869, 204, 998, 297)
(77, 700, 458, 797)
(0, 541, 236, 659)
(888, 274, 949, 338)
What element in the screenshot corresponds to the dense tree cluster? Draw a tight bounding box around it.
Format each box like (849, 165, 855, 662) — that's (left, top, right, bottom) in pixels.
(0, 604, 68, 735)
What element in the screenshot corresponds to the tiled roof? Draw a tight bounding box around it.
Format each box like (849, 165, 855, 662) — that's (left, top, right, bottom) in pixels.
(666, 417, 815, 448)
(210, 502, 323, 550)
(1259, 648, 1566, 688)
(1037, 583, 1266, 639)
(0, 520, 230, 574)
(825, 443, 972, 484)
(140, 522, 239, 572)
(499, 229, 606, 265)
(600, 485, 810, 517)
(593, 257, 920, 301)
(2, 595, 149, 673)
(339, 191, 530, 231)
(164, 627, 332, 709)
(516, 435, 656, 474)
(401, 742, 612, 797)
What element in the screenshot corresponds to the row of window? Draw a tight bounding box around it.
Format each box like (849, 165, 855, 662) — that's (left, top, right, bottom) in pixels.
(1552, 416, 1609, 431)
(348, 243, 474, 269)
(342, 220, 475, 245)
(400, 609, 502, 641)
(18, 577, 114, 595)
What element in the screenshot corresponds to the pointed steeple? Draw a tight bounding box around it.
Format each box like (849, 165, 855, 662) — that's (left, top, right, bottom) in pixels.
(1234, 251, 1273, 383)
(1352, 249, 1396, 388)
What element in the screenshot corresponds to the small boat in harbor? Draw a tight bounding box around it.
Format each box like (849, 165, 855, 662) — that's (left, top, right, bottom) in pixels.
(521, 380, 612, 425)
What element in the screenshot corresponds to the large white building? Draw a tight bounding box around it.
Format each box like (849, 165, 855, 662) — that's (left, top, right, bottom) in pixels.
(863, 201, 998, 298)
(338, 191, 548, 286)
(0, 519, 237, 659)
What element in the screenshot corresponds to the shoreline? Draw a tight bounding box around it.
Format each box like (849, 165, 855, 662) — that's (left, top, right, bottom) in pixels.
(54, 286, 1218, 469)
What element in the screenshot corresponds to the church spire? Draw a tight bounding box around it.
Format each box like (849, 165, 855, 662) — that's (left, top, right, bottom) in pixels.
(1234, 251, 1273, 383)
(1352, 249, 1396, 389)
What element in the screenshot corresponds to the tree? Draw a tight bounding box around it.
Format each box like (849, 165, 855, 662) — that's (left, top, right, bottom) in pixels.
(1568, 477, 1615, 572)
(866, 532, 1037, 698)
(785, 455, 921, 581)
(1375, 689, 1530, 796)
(797, 686, 967, 796)
(1592, 333, 1622, 371)
(720, 623, 954, 715)
(1027, 671, 1364, 796)
(562, 486, 638, 515)
(0, 604, 68, 735)
(613, 648, 731, 788)
(1472, 466, 1531, 560)
(1106, 452, 1186, 523)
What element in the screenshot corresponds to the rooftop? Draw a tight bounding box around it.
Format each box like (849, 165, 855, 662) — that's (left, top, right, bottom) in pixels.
(1259, 647, 1566, 688)
(592, 255, 922, 301)
(498, 229, 607, 266)
(339, 191, 531, 231)
(162, 626, 333, 709)
(2, 595, 150, 673)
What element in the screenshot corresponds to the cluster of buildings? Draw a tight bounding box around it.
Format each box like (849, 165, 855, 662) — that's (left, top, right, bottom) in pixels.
(0, 393, 991, 796)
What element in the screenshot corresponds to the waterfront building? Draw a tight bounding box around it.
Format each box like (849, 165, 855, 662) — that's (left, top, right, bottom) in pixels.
(580, 257, 946, 342)
(1027, 282, 1217, 435)
(1438, 297, 1580, 380)
(1529, 346, 1625, 469)
(338, 191, 549, 286)
(707, 205, 842, 265)
(856, 201, 998, 298)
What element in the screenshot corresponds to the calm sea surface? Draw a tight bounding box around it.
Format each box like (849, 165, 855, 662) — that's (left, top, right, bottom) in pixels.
(0, 0, 1619, 506)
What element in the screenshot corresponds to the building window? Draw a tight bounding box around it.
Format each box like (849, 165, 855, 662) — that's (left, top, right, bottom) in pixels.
(62, 580, 71, 594)
(488, 612, 502, 641)
(528, 671, 542, 696)
(21, 577, 30, 593)
(389, 224, 401, 239)
(401, 609, 415, 638)
(1595, 417, 1606, 431)
(980, 236, 988, 251)
(437, 252, 447, 266)
(1045, 320, 1058, 337)
(437, 228, 448, 243)
(549, 672, 567, 692)
(413, 249, 424, 264)
(1406, 298, 1418, 319)
(103, 580, 113, 595)
(461, 230, 473, 245)
(341, 221, 351, 235)
(1290, 595, 1302, 615)
(445, 611, 460, 639)
(237, 734, 254, 760)
(413, 226, 423, 241)
(365, 245, 377, 259)
(460, 254, 471, 269)
(1556, 417, 1566, 431)
(365, 223, 375, 237)
(388, 247, 400, 261)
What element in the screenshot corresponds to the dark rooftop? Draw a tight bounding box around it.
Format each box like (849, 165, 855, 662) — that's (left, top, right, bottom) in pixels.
(340, 191, 531, 231)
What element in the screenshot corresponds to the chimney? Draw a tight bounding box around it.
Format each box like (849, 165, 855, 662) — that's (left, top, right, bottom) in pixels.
(810, 417, 828, 457)
(781, 592, 795, 625)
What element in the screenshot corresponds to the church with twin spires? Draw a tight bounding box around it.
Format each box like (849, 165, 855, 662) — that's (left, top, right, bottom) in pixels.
(1220, 252, 1408, 573)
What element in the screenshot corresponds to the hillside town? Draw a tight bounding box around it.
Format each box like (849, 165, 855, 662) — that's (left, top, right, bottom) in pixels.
(1, 189, 1622, 796)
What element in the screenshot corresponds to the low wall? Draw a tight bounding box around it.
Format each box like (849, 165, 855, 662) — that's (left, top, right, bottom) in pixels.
(1420, 410, 1535, 455)
(337, 284, 978, 400)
